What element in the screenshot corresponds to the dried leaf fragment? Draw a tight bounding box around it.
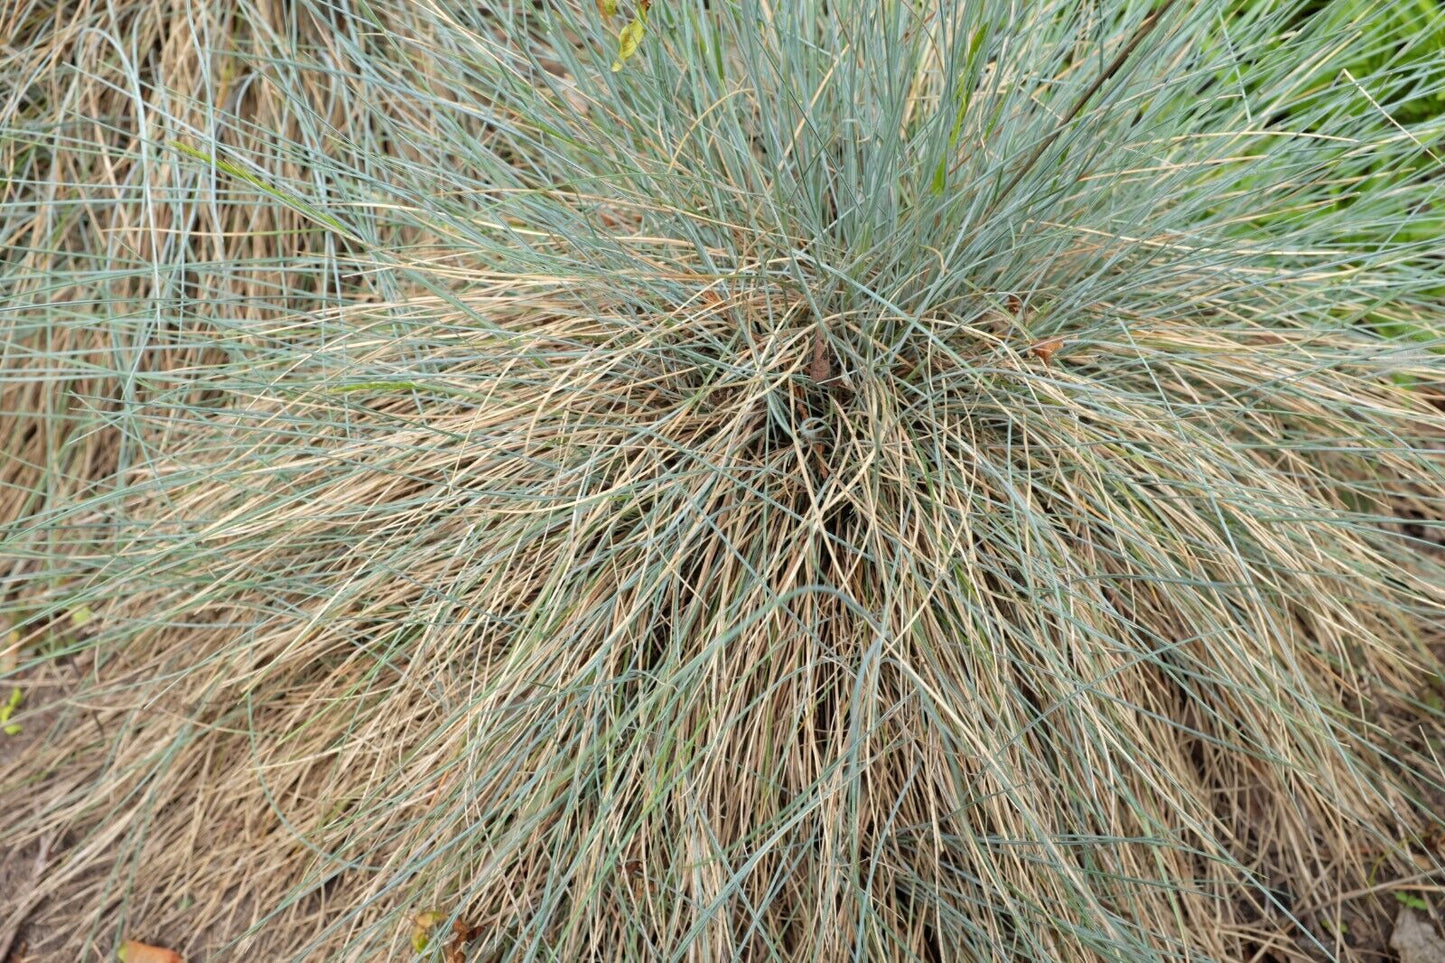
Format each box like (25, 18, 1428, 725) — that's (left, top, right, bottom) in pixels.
(444, 917, 482, 963)
(117, 941, 183, 963)
(809, 331, 831, 383)
(1029, 337, 1064, 365)
(1392, 908, 1445, 963)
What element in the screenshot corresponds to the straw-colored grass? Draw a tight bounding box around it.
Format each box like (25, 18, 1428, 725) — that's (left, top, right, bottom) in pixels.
(3, 0, 1445, 959)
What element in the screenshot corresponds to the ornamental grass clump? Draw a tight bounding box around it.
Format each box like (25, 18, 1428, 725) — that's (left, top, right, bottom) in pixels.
(3, 0, 1445, 959)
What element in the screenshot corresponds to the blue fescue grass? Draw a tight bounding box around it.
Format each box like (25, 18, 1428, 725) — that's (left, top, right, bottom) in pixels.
(3, 0, 1445, 959)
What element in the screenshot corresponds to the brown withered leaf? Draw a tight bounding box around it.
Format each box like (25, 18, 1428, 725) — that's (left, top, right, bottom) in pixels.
(1029, 337, 1064, 365)
(117, 941, 183, 963)
(1392, 908, 1445, 963)
(443, 917, 483, 963)
(809, 331, 831, 383)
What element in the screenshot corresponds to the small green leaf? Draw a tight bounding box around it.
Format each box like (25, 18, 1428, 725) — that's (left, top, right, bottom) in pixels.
(411, 910, 444, 952)
(71, 604, 94, 627)
(596, 0, 617, 17)
(0, 686, 21, 736)
(612, 7, 648, 72)
(930, 160, 947, 196)
(1396, 890, 1430, 911)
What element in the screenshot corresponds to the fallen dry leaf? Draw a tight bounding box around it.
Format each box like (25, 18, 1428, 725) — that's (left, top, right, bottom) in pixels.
(1029, 337, 1064, 365)
(809, 331, 831, 383)
(1392, 908, 1445, 963)
(444, 916, 483, 963)
(117, 940, 183, 963)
